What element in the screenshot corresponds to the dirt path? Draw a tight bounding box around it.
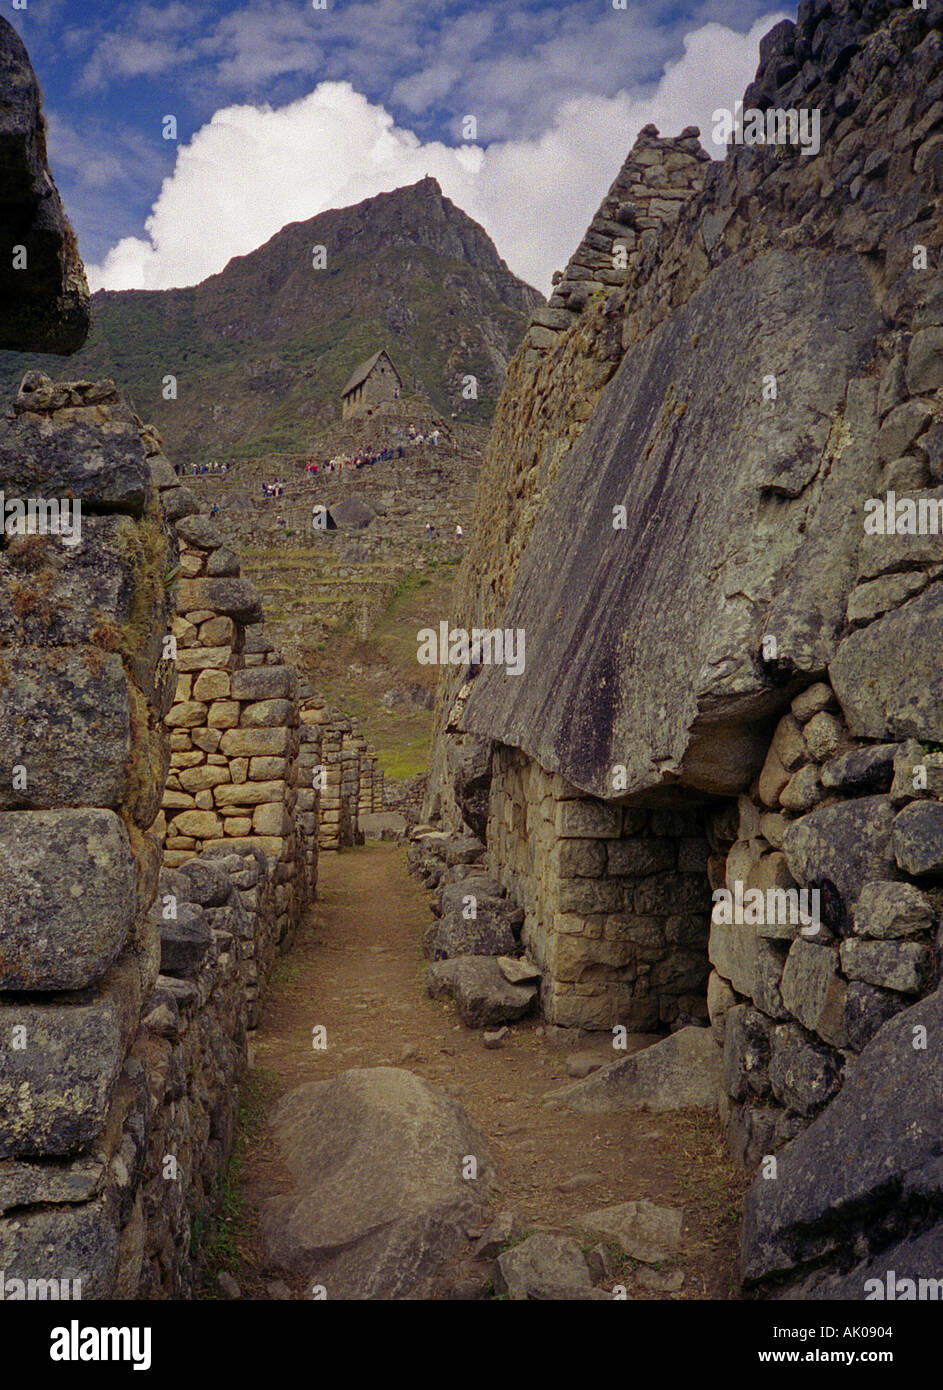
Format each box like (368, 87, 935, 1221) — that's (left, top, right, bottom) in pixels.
(231, 842, 749, 1299)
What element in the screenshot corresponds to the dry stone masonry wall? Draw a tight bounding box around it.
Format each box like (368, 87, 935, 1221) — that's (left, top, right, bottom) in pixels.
(487, 747, 715, 1031)
(7, 0, 943, 1309)
(526, 124, 710, 356)
(0, 373, 187, 1297)
(427, 0, 943, 1297)
(155, 508, 317, 946)
(0, 358, 393, 1297)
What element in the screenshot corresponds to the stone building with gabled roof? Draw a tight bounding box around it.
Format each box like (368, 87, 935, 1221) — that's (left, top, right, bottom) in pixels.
(340, 349, 402, 420)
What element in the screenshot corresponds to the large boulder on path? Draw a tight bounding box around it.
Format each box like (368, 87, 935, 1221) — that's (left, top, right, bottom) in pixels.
(427, 955, 538, 1027)
(543, 1026, 721, 1113)
(259, 1068, 495, 1299)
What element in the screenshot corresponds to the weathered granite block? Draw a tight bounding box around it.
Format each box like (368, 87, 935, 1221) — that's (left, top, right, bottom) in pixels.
(0, 957, 140, 1157)
(0, 407, 149, 515)
(839, 938, 931, 994)
(723, 1004, 771, 1103)
(893, 800, 943, 876)
(0, 808, 136, 990)
(782, 797, 896, 905)
(230, 665, 298, 701)
(768, 1024, 843, 1117)
(0, 1198, 118, 1299)
(0, 648, 132, 810)
(553, 838, 606, 877)
(853, 880, 935, 937)
(159, 903, 214, 978)
(176, 578, 263, 625)
(780, 939, 847, 1048)
(831, 586, 943, 742)
(554, 800, 621, 838)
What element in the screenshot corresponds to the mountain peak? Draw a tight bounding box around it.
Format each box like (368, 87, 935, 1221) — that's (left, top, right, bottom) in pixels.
(7, 178, 545, 463)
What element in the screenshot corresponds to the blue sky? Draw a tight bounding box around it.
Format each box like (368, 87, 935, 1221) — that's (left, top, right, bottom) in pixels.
(8, 0, 792, 293)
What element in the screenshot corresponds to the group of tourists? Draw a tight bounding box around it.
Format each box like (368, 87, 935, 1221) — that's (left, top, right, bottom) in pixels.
(175, 460, 230, 476)
(426, 522, 464, 541)
(170, 423, 449, 484)
(304, 446, 402, 475)
(406, 425, 441, 447)
(302, 424, 446, 476)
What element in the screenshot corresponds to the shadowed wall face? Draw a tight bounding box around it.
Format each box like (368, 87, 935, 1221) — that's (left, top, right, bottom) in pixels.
(0, 17, 89, 354)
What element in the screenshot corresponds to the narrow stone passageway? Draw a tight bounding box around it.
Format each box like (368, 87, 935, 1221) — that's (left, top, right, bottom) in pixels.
(228, 841, 748, 1300)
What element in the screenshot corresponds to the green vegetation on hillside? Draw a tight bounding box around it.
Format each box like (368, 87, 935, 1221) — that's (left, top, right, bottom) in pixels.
(0, 182, 541, 467)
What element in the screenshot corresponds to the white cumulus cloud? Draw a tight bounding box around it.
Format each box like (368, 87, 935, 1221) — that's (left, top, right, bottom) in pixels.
(86, 14, 784, 298)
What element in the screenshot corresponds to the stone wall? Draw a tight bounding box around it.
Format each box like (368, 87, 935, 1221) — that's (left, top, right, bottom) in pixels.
(486, 746, 717, 1031)
(0, 376, 177, 1296)
(286, 698, 391, 850)
(0, 368, 395, 1298)
(427, 0, 943, 824)
(383, 772, 424, 823)
(712, 687, 943, 1174)
(154, 494, 319, 944)
(134, 847, 279, 1295)
(421, 0, 943, 1296)
(1, 840, 282, 1299)
(525, 123, 709, 354)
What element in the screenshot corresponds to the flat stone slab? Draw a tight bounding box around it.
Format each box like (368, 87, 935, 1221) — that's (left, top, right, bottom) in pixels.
(427, 955, 538, 1027)
(494, 1232, 593, 1300)
(574, 1200, 683, 1264)
(498, 956, 541, 984)
(0, 1153, 104, 1214)
(544, 1025, 721, 1113)
(457, 249, 884, 799)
